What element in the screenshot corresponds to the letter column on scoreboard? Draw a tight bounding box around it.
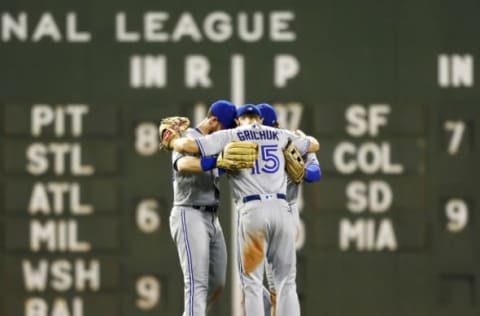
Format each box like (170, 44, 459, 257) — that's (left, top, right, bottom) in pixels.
(1, 103, 121, 316)
(303, 103, 428, 315)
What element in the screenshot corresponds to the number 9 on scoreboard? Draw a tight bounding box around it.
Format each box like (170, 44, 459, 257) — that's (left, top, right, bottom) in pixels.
(136, 275, 161, 311)
(445, 198, 469, 233)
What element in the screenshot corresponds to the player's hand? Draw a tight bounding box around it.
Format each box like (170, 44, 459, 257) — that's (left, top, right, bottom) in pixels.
(295, 129, 320, 152)
(294, 129, 306, 137)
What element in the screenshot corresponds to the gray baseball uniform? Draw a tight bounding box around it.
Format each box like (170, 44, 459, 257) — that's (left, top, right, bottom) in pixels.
(195, 123, 310, 316)
(169, 128, 227, 316)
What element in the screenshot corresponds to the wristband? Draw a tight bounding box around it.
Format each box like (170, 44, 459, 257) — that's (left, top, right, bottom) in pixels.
(201, 157, 217, 171)
(304, 164, 321, 182)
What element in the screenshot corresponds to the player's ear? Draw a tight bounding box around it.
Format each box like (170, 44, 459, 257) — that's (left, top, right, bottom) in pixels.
(234, 118, 240, 126)
(210, 116, 224, 131)
(209, 116, 218, 126)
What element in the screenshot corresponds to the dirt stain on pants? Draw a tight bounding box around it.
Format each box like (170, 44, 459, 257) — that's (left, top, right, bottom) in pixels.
(243, 232, 265, 274)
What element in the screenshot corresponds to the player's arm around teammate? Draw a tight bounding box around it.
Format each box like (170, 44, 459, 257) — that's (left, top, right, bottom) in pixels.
(171, 121, 319, 156)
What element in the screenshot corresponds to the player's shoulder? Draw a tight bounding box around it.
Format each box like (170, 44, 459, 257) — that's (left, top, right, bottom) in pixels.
(184, 127, 202, 138)
(274, 127, 296, 139)
(278, 127, 294, 135)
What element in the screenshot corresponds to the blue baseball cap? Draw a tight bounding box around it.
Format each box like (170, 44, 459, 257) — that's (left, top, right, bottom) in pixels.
(256, 103, 277, 127)
(236, 104, 262, 118)
(210, 100, 236, 129)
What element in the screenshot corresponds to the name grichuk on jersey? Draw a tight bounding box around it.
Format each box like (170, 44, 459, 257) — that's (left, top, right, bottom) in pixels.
(172, 128, 220, 206)
(195, 123, 310, 201)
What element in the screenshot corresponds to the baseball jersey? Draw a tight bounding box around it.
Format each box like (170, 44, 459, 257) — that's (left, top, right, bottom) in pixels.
(286, 152, 320, 205)
(195, 123, 310, 200)
(172, 128, 220, 206)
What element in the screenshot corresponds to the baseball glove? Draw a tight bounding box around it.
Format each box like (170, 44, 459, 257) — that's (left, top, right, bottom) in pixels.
(158, 116, 190, 150)
(284, 140, 305, 183)
(216, 141, 258, 170)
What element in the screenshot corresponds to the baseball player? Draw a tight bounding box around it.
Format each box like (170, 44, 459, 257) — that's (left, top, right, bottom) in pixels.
(169, 104, 319, 316)
(257, 103, 322, 316)
(167, 100, 236, 316)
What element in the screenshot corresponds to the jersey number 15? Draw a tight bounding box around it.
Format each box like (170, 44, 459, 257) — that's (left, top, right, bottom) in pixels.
(252, 145, 280, 174)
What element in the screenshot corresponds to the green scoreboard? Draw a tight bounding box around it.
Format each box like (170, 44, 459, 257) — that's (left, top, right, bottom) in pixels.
(0, 0, 479, 315)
